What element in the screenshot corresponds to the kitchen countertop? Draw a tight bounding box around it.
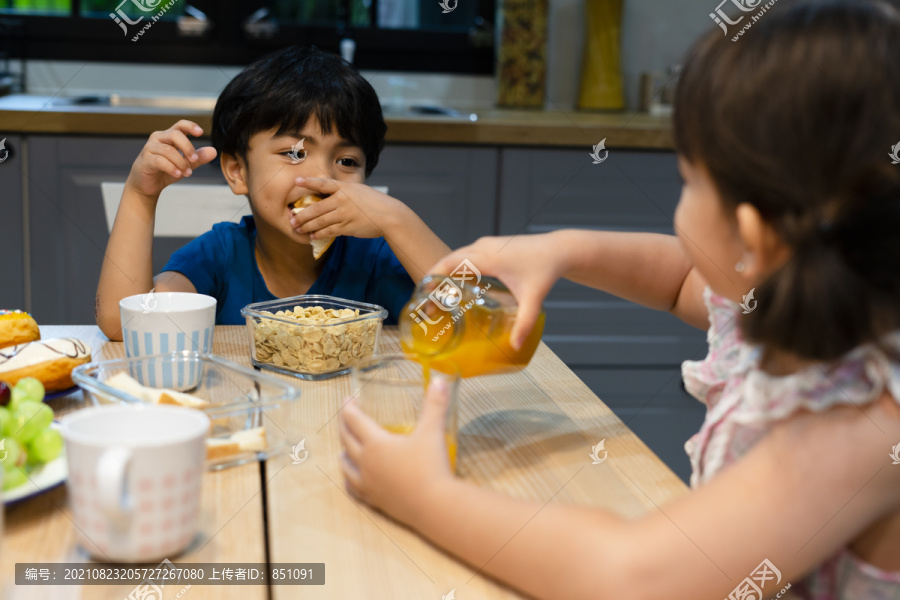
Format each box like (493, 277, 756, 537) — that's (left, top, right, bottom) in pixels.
(1, 324, 691, 599)
(0, 94, 675, 149)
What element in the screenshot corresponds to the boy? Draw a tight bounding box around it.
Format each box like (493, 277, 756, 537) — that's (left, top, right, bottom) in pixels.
(96, 46, 450, 340)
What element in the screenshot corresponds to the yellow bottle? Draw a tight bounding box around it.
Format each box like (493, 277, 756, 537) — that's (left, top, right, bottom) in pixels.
(400, 274, 545, 378)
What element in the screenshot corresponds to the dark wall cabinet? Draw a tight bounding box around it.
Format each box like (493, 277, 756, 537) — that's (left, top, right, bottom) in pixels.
(498, 148, 707, 482)
(0, 134, 25, 310)
(368, 145, 497, 250)
(27, 136, 203, 325)
(9, 135, 707, 483)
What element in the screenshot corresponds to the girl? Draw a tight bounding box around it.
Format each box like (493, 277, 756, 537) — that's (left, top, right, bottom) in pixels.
(338, 1, 900, 598)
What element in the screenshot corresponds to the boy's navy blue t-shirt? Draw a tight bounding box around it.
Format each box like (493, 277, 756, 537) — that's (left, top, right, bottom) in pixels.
(162, 216, 414, 325)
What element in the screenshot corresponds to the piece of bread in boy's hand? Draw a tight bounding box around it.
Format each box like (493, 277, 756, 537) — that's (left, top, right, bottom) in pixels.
(291, 194, 334, 259)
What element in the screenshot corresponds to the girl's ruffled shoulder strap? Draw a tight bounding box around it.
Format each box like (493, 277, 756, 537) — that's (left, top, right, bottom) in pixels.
(734, 332, 900, 424)
(681, 287, 749, 404)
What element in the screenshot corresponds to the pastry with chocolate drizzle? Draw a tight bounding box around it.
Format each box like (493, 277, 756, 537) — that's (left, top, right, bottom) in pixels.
(0, 338, 92, 392)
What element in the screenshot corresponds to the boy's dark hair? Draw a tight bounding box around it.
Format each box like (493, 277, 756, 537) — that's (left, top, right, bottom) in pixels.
(674, 0, 900, 362)
(212, 45, 386, 177)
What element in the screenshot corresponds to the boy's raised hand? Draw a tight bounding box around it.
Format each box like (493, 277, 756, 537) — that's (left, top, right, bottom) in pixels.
(290, 176, 401, 240)
(125, 120, 217, 201)
(430, 234, 566, 351)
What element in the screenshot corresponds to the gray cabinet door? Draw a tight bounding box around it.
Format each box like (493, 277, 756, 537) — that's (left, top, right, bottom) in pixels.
(498, 148, 710, 483)
(28, 136, 224, 324)
(367, 145, 497, 251)
(498, 148, 682, 236)
(573, 367, 706, 483)
(0, 134, 25, 309)
(498, 148, 707, 366)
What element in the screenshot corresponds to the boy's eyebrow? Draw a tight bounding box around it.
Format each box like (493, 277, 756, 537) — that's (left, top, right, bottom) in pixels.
(271, 132, 359, 149)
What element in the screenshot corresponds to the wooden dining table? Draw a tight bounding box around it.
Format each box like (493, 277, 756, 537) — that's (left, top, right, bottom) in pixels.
(1, 324, 691, 599)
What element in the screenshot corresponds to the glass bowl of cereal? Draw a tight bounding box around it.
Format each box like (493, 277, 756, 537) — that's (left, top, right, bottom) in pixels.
(241, 295, 387, 380)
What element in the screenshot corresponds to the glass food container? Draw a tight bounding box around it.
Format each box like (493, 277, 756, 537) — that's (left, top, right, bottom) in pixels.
(72, 352, 301, 470)
(241, 295, 387, 380)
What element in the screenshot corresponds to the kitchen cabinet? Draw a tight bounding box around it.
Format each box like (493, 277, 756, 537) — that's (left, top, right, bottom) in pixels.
(497, 147, 707, 364)
(0, 134, 25, 310)
(498, 148, 708, 483)
(23, 137, 497, 324)
(574, 367, 706, 483)
(368, 145, 497, 250)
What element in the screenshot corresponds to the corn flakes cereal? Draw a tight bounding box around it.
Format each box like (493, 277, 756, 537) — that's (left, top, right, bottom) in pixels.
(250, 305, 378, 374)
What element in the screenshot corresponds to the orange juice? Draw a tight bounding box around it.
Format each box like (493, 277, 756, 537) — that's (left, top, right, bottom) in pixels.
(382, 423, 458, 472)
(401, 275, 545, 378)
(402, 307, 545, 378)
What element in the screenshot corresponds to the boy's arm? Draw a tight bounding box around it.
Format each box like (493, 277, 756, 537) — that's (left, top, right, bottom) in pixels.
(97, 191, 198, 341)
(95, 120, 215, 341)
(96, 188, 158, 340)
(378, 203, 450, 283)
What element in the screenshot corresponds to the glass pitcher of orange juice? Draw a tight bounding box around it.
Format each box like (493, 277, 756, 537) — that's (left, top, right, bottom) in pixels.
(399, 267, 545, 378)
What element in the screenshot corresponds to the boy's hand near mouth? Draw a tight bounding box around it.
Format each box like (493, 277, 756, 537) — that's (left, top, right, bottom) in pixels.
(289, 176, 393, 239)
(290, 176, 446, 283)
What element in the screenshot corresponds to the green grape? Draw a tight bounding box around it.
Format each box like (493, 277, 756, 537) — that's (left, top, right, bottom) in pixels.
(2, 410, 18, 438)
(0, 407, 11, 435)
(14, 378, 45, 404)
(8, 401, 53, 444)
(1, 436, 23, 470)
(3, 465, 27, 490)
(27, 428, 63, 464)
(8, 386, 29, 413)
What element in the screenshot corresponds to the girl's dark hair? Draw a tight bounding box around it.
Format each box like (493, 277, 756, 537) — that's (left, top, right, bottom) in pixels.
(212, 45, 386, 177)
(674, 0, 900, 361)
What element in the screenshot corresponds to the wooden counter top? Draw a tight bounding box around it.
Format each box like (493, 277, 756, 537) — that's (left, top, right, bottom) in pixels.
(0, 95, 674, 149)
(1, 324, 689, 599)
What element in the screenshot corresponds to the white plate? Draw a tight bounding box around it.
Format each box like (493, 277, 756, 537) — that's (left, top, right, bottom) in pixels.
(2, 425, 67, 505)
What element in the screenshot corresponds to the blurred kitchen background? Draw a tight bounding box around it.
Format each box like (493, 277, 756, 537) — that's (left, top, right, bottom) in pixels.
(0, 0, 712, 109)
(0, 0, 718, 482)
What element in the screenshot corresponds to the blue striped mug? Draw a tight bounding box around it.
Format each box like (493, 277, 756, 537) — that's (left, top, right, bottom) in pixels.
(119, 292, 216, 390)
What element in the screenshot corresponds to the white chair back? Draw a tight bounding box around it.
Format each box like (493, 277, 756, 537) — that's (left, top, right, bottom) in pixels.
(100, 183, 388, 237)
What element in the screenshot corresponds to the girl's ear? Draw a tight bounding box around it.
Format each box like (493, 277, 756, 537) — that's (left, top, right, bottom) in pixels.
(220, 153, 250, 195)
(735, 203, 792, 281)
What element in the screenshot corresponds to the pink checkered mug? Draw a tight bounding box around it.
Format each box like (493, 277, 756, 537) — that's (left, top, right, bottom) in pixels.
(59, 404, 209, 562)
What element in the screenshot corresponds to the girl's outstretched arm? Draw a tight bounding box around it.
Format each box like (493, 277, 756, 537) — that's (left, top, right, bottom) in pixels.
(340, 380, 900, 600)
(429, 231, 710, 352)
(550, 229, 711, 329)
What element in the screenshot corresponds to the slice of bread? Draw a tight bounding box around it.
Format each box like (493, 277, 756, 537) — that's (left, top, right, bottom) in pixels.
(157, 390, 211, 409)
(104, 372, 150, 400)
(104, 372, 210, 408)
(291, 194, 335, 259)
(206, 426, 267, 460)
